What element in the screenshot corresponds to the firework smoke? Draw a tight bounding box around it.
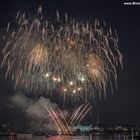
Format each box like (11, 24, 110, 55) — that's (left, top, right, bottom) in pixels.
(10, 93, 92, 133)
(11, 93, 58, 131)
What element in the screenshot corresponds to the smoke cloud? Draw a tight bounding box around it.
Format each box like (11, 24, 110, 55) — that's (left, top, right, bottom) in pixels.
(11, 92, 58, 132)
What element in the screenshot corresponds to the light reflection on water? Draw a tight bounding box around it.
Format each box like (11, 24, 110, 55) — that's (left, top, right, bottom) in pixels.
(0, 134, 130, 140)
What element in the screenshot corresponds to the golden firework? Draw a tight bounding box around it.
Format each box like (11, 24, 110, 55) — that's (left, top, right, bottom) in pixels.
(1, 8, 123, 99)
(28, 44, 48, 65)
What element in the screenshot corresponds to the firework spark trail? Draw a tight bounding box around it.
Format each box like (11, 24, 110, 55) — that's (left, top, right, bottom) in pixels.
(1, 6, 123, 100)
(52, 110, 69, 134)
(69, 104, 84, 125)
(77, 106, 93, 125)
(49, 107, 68, 134)
(58, 108, 72, 135)
(44, 105, 69, 134)
(72, 103, 90, 126)
(52, 104, 92, 134)
(39, 101, 92, 134)
(49, 110, 66, 134)
(39, 101, 67, 134)
(40, 101, 69, 134)
(39, 102, 60, 132)
(52, 111, 67, 134)
(68, 104, 83, 125)
(42, 104, 61, 133)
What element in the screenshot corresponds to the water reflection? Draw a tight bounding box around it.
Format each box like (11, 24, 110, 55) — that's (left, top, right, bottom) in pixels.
(0, 134, 130, 140)
(48, 135, 129, 140)
(48, 136, 89, 140)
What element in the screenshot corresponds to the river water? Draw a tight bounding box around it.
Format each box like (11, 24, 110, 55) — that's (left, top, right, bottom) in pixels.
(0, 134, 131, 140)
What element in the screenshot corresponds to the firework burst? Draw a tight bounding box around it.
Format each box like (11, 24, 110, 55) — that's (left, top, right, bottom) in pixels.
(39, 102, 92, 135)
(1, 6, 122, 99)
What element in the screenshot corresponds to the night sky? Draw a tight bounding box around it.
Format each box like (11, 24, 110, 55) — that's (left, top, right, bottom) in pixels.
(0, 0, 140, 127)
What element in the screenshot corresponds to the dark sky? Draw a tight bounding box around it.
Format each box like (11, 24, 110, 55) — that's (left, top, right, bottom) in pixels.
(0, 0, 140, 127)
